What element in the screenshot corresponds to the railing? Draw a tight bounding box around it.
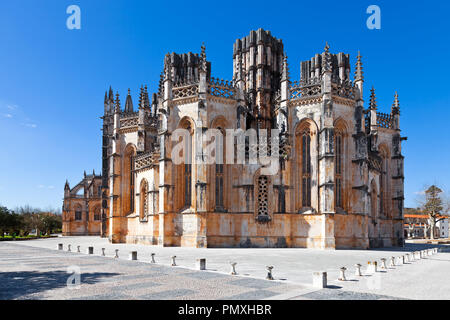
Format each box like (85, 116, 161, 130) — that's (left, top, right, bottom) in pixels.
(208, 77, 234, 99)
(135, 150, 160, 170)
(376, 112, 393, 129)
(172, 83, 199, 99)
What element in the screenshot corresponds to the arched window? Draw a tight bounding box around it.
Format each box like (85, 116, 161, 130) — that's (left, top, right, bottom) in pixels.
(74, 205, 82, 221)
(94, 207, 101, 221)
(257, 176, 269, 216)
(176, 117, 194, 210)
(139, 179, 148, 221)
(379, 146, 390, 218)
(301, 129, 312, 207)
(123, 145, 136, 215)
(295, 120, 316, 211)
(335, 131, 344, 209)
(370, 179, 378, 220)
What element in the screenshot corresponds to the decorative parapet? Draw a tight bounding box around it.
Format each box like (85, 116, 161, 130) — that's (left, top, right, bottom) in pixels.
(135, 150, 160, 171)
(208, 77, 235, 99)
(290, 78, 321, 100)
(331, 79, 355, 100)
(172, 82, 199, 100)
(120, 112, 139, 128)
(376, 112, 393, 129)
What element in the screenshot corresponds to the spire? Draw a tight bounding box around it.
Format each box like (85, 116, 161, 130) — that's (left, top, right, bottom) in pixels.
(281, 54, 289, 81)
(355, 51, 364, 81)
(144, 85, 150, 109)
(322, 42, 332, 73)
(93, 169, 95, 176)
(64, 180, 70, 189)
(84, 170, 87, 178)
(108, 86, 114, 102)
(392, 91, 400, 114)
(200, 42, 207, 72)
(114, 92, 121, 113)
(124, 88, 133, 113)
(104, 91, 108, 104)
(369, 86, 377, 110)
(138, 85, 144, 109)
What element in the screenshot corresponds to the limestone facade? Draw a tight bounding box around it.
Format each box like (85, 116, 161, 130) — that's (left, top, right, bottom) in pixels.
(91, 29, 405, 249)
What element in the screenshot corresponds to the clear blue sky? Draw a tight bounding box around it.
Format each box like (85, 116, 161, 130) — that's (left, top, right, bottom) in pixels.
(0, 0, 449, 210)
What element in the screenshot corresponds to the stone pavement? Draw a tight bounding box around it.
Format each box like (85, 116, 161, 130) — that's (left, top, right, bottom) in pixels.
(1, 237, 450, 300)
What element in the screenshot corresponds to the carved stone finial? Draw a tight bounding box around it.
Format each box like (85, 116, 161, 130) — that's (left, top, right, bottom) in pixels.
(355, 51, 364, 81)
(369, 86, 377, 110)
(392, 91, 400, 114)
(114, 92, 121, 113)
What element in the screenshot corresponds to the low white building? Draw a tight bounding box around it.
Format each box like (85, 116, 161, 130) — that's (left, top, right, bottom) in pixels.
(437, 218, 449, 239)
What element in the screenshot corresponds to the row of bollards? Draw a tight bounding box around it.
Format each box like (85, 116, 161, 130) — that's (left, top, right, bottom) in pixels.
(56, 243, 243, 274)
(313, 247, 440, 288)
(56, 242, 439, 285)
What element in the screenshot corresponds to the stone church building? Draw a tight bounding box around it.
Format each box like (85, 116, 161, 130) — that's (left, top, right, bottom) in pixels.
(65, 29, 406, 249)
(62, 171, 102, 236)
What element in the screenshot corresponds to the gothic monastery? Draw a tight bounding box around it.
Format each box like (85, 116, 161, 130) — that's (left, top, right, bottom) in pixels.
(63, 29, 406, 249)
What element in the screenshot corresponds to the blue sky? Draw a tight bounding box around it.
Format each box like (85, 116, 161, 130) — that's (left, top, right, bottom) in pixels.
(0, 0, 449, 210)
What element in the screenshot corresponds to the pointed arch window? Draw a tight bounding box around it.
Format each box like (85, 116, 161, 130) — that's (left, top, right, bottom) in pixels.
(124, 145, 136, 215)
(139, 179, 148, 221)
(379, 149, 390, 218)
(335, 131, 344, 209)
(301, 130, 312, 207)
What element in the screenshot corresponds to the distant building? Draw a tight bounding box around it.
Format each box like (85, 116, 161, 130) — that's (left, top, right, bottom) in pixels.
(62, 171, 102, 236)
(437, 219, 449, 239)
(404, 212, 448, 239)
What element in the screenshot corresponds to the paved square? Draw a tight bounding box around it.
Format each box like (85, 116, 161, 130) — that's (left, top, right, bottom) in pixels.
(1, 237, 450, 300)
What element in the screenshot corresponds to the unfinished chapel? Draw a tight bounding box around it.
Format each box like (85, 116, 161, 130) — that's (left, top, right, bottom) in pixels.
(63, 29, 406, 249)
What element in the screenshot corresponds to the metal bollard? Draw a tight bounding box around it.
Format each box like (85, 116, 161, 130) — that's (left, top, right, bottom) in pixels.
(401, 255, 406, 264)
(58, 243, 63, 250)
(171, 256, 177, 266)
(67, 244, 71, 252)
(196, 258, 206, 270)
(380, 258, 387, 269)
(230, 262, 237, 275)
(87, 247, 94, 255)
(114, 249, 119, 258)
(150, 253, 156, 263)
(101, 248, 105, 256)
(355, 264, 362, 276)
(266, 266, 274, 280)
(338, 267, 347, 281)
(77, 245, 81, 253)
(129, 251, 138, 261)
(313, 272, 327, 288)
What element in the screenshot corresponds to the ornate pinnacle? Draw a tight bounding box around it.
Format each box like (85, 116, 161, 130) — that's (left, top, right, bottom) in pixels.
(322, 42, 332, 73)
(124, 88, 133, 113)
(282, 54, 289, 81)
(144, 85, 150, 109)
(392, 91, 400, 114)
(200, 42, 207, 72)
(109, 86, 114, 102)
(369, 86, 377, 110)
(355, 51, 364, 81)
(114, 92, 121, 113)
(138, 85, 144, 109)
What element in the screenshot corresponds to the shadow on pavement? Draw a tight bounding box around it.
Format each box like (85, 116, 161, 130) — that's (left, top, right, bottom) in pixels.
(0, 270, 120, 300)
